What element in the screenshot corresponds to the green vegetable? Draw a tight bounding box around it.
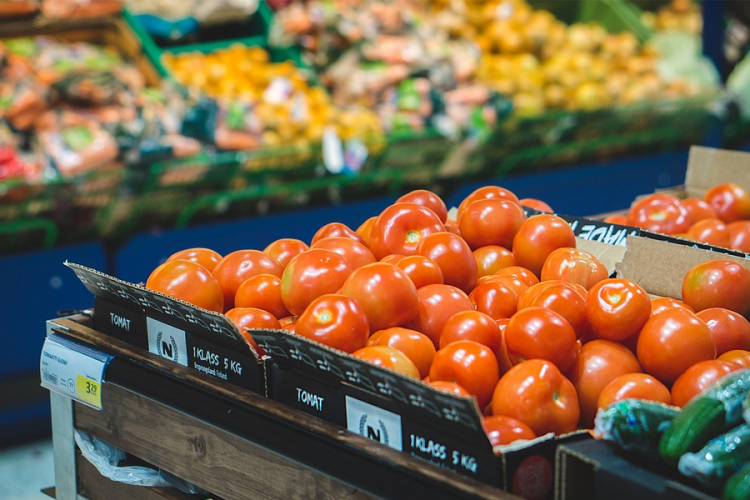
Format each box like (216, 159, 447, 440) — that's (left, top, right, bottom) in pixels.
(679, 423, 750, 490)
(660, 369, 750, 467)
(723, 462, 750, 500)
(4, 38, 37, 58)
(62, 126, 95, 152)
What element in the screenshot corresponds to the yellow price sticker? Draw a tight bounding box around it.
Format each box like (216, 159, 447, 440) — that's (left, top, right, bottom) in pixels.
(76, 375, 102, 409)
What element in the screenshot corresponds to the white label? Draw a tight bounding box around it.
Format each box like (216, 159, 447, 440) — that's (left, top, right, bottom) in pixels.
(322, 126, 345, 174)
(40, 333, 112, 410)
(147, 317, 188, 366)
(345, 396, 402, 451)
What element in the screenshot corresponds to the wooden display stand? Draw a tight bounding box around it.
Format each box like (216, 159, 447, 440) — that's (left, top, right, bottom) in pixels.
(46, 315, 518, 500)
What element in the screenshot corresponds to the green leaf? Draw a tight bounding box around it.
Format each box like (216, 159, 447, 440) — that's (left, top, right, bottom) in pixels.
(62, 126, 95, 152)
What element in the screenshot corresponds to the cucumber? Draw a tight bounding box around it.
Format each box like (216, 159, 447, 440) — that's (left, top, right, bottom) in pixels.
(744, 391, 750, 426)
(723, 462, 750, 500)
(660, 368, 750, 467)
(594, 398, 679, 459)
(679, 423, 750, 490)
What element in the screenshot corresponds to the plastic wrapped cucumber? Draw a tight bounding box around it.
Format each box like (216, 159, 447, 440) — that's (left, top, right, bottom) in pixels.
(679, 423, 750, 490)
(723, 461, 750, 500)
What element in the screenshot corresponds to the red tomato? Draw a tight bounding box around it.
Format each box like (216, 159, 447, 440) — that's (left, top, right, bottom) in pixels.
(685, 218, 730, 248)
(369, 202, 445, 260)
(636, 308, 716, 385)
(295, 294, 369, 353)
(718, 349, 750, 369)
(473, 245, 515, 278)
(493, 266, 540, 288)
(444, 219, 462, 236)
(166, 247, 222, 272)
(696, 307, 750, 354)
(367, 327, 436, 379)
(483, 415, 536, 448)
(395, 255, 444, 288)
(428, 380, 471, 397)
(311, 237, 377, 270)
(505, 306, 578, 374)
(225, 307, 281, 353)
(702, 182, 750, 223)
(586, 278, 651, 342)
(280, 249, 353, 316)
(311, 222, 366, 246)
(567, 339, 642, 426)
(352, 345, 420, 379)
(728, 221, 750, 252)
(396, 189, 448, 223)
(339, 262, 419, 332)
(518, 280, 589, 339)
(469, 281, 518, 320)
(540, 247, 609, 290)
(650, 296, 695, 316)
(682, 259, 750, 315)
(519, 198, 553, 213)
(416, 231, 478, 294)
(491, 359, 579, 435)
(670, 360, 737, 407)
(627, 193, 692, 235)
(213, 250, 284, 310)
(458, 198, 526, 250)
(439, 310, 502, 352)
(596, 373, 672, 411)
(146, 260, 224, 313)
(380, 254, 405, 264)
(356, 216, 377, 245)
(456, 186, 520, 223)
(603, 214, 629, 225)
(512, 214, 577, 278)
(494, 318, 514, 374)
(429, 340, 500, 410)
(263, 238, 309, 269)
(406, 284, 475, 347)
(234, 274, 289, 319)
(682, 197, 718, 223)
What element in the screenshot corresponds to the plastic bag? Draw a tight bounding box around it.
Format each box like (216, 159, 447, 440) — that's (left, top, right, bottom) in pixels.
(124, 0, 258, 25)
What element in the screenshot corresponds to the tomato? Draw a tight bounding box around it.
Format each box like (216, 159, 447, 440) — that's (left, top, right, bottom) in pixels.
(473, 245, 515, 278)
(728, 221, 750, 252)
(213, 250, 284, 310)
(311, 222, 366, 246)
(369, 202, 445, 260)
(491, 359, 579, 436)
(696, 307, 750, 355)
(482, 274, 530, 298)
(416, 231, 478, 294)
(406, 284, 474, 347)
(493, 266, 540, 288)
(512, 214, 577, 278)
(650, 296, 695, 316)
(311, 237, 377, 270)
(685, 218, 730, 248)
(636, 308, 716, 385)
(429, 340, 500, 410)
(280, 249, 353, 316)
(380, 254, 405, 264)
(395, 255, 444, 289)
(627, 193, 692, 235)
(356, 216, 377, 245)
(702, 182, 750, 223)
(444, 219, 462, 237)
(146, 259, 224, 313)
(519, 198, 553, 214)
(234, 274, 289, 319)
(603, 214, 629, 225)
(596, 373, 672, 411)
(494, 318, 514, 374)
(458, 198, 526, 250)
(295, 294, 369, 353)
(339, 262, 419, 332)
(439, 310, 502, 352)
(396, 189, 448, 223)
(456, 185, 520, 223)
(263, 238, 309, 269)
(483, 415, 536, 448)
(717, 349, 750, 369)
(518, 280, 589, 339)
(681, 197, 718, 224)
(367, 327, 436, 379)
(567, 339, 642, 426)
(352, 345, 420, 379)
(505, 306, 578, 374)
(428, 380, 472, 397)
(586, 278, 651, 342)
(469, 281, 518, 320)
(225, 307, 282, 353)
(166, 247, 222, 272)
(670, 360, 737, 407)
(682, 259, 750, 315)
(540, 247, 609, 290)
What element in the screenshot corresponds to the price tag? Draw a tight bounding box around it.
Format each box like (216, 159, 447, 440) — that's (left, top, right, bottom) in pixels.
(40, 332, 112, 410)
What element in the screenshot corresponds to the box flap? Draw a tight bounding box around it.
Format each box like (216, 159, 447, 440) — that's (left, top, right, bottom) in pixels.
(685, 146, 750, 197)
(576, 238, 627, 276)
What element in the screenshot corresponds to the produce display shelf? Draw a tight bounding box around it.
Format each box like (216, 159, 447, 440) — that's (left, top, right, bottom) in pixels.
(46, 314, 518, 500)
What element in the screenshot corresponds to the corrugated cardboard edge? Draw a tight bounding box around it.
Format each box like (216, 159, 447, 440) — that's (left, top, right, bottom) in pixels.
(685, 146, 750, 198)
(554, 438, 599, 500)
(575, 238, 626, 276)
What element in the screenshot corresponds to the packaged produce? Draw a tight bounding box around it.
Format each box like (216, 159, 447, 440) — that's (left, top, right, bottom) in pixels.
(40, 0, 122, 19)
(679, 423, 750, 489)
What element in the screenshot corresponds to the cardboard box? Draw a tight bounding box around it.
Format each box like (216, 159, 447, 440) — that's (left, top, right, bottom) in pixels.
(66, 262, 271, 395)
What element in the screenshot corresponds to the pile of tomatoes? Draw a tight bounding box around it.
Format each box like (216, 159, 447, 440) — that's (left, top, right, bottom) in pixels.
(605, 182, 750, 252)
(144, 185, 750, 452)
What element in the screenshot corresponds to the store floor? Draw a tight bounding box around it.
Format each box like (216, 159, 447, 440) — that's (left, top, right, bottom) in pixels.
(0, 439, 55, 500)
